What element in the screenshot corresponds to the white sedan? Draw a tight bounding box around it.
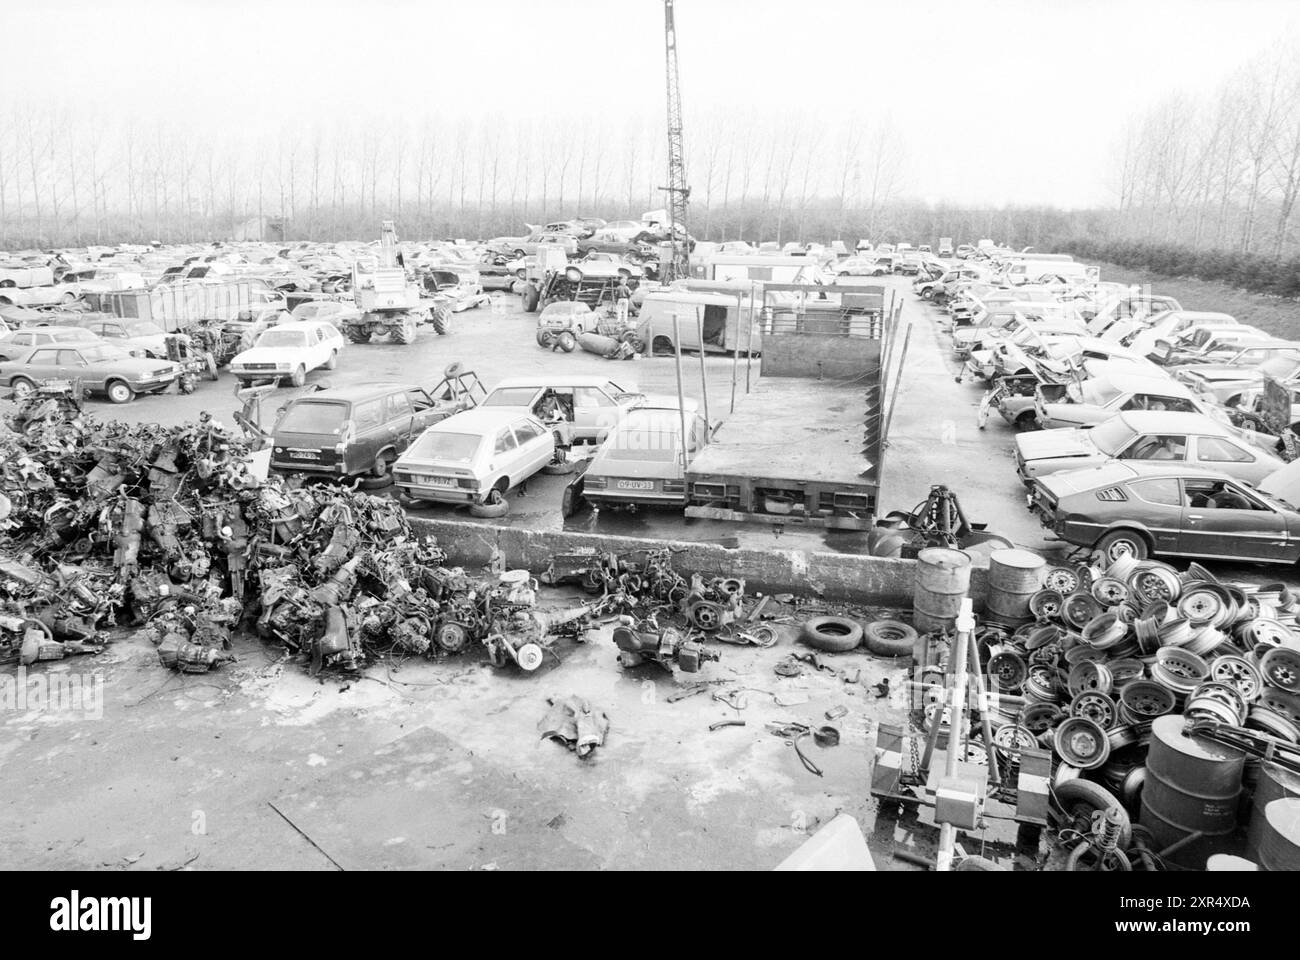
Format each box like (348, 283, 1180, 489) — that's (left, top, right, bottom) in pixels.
(230, 320, 345, 388)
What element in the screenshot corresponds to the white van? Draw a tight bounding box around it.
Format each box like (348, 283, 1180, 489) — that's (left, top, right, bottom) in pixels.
(636, 291, 761, 354)
(1005, 259, 1090, 285)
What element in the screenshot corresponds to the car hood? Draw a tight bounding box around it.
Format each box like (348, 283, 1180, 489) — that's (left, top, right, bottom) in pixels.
(1038, 467, 1114, 499)
(126, 334, 170, 355)
(587, 458, 683, 481)
(232, 347, 296, 365)
(1016, 428, 1097, 461)
(1177, 364, 1259, 383)
(94, 356, 178, 375)
(1258, 460, 1300, 509)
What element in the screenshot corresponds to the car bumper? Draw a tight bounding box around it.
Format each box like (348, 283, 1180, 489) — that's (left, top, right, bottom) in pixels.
(127, 373, 179, 391)
(584, 489, 685, 508)
(395, 481, 478, 504)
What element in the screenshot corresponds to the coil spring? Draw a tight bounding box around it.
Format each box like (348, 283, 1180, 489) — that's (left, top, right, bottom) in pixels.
(1092, 807, 1123, 854)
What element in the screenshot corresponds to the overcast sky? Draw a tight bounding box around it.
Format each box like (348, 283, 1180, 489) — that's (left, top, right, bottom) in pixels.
(4, 0, 1297, 209)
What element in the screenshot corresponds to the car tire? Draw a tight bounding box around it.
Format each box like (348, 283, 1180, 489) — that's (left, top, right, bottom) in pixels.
(513, 249, 526, 260)
(921, 287, 935, 301)
(470, 486, 510, 519)
(863, 619, 918, 658)
(556, 331, 577, 353)
(290, 365, 307, 388)
(536, 329, 557, 348)
(799, 615, 864, 653)
(106, 380, 134, 404)
(522, 284, 540, 313)
(9, 376, 36, 401)
(323, 349, 338, 371)
(1095, 529, 1150, 564)
(543, 456, 576, 475)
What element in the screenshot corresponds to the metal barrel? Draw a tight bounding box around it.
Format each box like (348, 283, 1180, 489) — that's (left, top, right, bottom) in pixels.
(1246, 762, 1300, 863)
(1206, 854, 1258, 871)
(983, 549, 1045, 627)
(1139, 714, 1245, 868)
(912, 547, 971, 637)
(1258, 798, 1300, 872)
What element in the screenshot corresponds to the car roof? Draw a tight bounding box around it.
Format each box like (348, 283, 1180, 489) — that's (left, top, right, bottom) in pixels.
(490, 375, 624, 389)
(432, 408, 540, 430)
(1115, 410, 1237, 434)
(263, 320, 325, 332)
(1166, 311, 1236, 323)
(288, 382, 419, 403)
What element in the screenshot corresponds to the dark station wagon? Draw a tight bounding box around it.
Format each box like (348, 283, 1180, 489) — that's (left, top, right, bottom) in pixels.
(269, 370, 484, 483)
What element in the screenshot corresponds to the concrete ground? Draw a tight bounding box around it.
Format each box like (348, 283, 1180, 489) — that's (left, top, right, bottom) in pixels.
(1, 277, 1291, 871)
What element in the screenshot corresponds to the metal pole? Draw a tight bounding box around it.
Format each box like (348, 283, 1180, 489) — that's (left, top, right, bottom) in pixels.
(968, 629, 1001, 785)
(745, 281, 756, 393)
(935, 599, 975, 873)
(881, 322, 912, 446)
(671, 312, 690, 470)
(695, 305, 710, 432)
(730, 290, 742, 413)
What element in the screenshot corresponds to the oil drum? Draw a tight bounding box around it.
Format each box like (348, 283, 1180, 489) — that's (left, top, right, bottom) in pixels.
(1257, 797, 1300, 872)
(1246, 761, 1300, 864)
(984, 549, 1045, 627)
(1139, 714, 1244, 868)
(913, 547, 970, 636)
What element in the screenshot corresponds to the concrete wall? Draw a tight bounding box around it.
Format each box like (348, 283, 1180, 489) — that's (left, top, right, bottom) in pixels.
(407, 516, 993, 607)
(761, 333, 881, 379)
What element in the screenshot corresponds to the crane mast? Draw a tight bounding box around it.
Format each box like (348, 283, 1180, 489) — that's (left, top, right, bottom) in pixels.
(661, 0, 690, 282)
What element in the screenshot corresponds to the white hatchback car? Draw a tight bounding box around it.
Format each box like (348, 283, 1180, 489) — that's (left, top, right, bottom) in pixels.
(394, 408, 555, 513)
(230, 319, 345, 388)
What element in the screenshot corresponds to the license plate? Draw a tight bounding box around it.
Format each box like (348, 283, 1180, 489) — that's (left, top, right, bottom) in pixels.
(289, 451, 319, 460)
(617, 479, 655, 491)
(418, 475, 457, 487)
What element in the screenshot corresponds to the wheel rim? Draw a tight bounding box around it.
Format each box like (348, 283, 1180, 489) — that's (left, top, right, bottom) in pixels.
(12, 380, 33, 400)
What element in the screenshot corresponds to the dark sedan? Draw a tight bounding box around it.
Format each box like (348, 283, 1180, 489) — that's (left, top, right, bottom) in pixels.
(0, 342, 181, 404)
(1028, 460, 1300, 565)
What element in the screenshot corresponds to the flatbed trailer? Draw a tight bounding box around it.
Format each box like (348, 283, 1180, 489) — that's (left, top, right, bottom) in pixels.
(684, 377, 881, 530)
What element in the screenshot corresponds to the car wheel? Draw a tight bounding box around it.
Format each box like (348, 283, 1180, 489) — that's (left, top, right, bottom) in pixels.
(513, 249, 526, 260)
(522, 284, 540, 313)
(556, 331, 577, 353)
(106, 380, 134, 404)
(323, 349, 338, 370)
(536, 329, 557, 348)
(921, 287, 935, 301)
(9, 377, 36, 401)
(1095, 529, 1149, 564)
(290, 365, 307, 388)
(470, 484, 510, 519)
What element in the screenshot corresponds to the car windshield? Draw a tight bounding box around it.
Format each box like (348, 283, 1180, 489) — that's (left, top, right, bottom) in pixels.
(540, 304, 581, 319)
(484, 387, 539, 407)
(77, 344, 131, 362)
(1090, 417, 1139, 455)
(407, 431, 481, 462)
(256, 329, 307, 348)
(277, 401, 347, 435)
(124, 321, 165, 337)
(1081, 379, 1123, 406)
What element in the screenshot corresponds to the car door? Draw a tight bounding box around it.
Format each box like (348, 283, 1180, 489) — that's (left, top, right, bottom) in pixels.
(573, 385, 619, 441)
(383, 391, 416, 455)
(1178, 478, 1291, 561)
(490, 425, 521, 487)
(21, 347, 62, 381)
(346, 398, 385, 474)
(405, 388, 443, 437)
(1122, 477, 1186, 555)
(512, 418, 551, 476)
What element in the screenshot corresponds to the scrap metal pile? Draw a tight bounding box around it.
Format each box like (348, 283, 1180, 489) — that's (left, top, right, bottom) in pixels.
(541, 547, 776, 672)
(0, 390, 593, 676)
(911, 552, 1300, 870)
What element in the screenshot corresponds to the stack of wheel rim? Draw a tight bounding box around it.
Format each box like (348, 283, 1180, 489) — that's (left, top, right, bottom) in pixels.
(959, 551, 1300, 833)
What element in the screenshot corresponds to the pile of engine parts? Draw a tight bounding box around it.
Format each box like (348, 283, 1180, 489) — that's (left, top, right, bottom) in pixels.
(0, 391, 595, 676)
(911, 551, 1300, 870)
(541, 547, 777, 672)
